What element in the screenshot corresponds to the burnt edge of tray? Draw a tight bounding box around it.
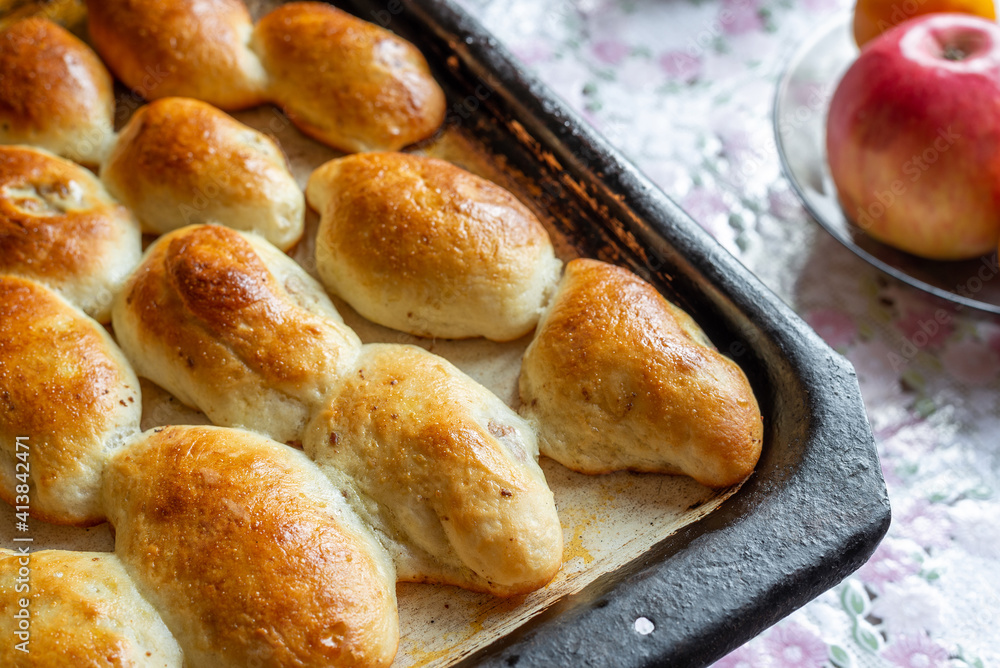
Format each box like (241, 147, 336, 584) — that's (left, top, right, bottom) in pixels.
(332, 1, 891, 666)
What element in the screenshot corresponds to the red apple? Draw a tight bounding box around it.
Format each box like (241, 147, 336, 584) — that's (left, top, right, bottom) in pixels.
(827, 13, 1000, 260)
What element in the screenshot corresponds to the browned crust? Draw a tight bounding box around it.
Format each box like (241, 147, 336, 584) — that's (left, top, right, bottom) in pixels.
(0, 277, 123, 444)
(85, 0, 266, 110)
(0, 276, 138, 525)
(123, 225, 348, 388)
(311, 344, 563, 596)
(0, 17, 113, 150)
(254, 2, 446, 152)
(103, 97, 287, 213)
(0, 552, 137, 667)
(0, 146, 129, 283)
(522, 259, 763, 488)
(0, 549, 180, 667)
(311, 152, 550, 284)
(104, 426, 398, 667)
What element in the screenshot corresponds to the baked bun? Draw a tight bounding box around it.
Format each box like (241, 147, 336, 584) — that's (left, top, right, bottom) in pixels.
(0, 145, 142, 322)
(101, 97, 304, 250)
(253, 2, 446, 152)
(308, 153, 562, 341)
(304, 343, 563, 596)
(103, 425, 398, 668)
(0, 18, 115, 166)
(86, 0, 268, 110)
(0, 276, 141, 526)
(519, 259, 763, 489)
(0, 549, 183, 667)
(112, 225, 361, 444)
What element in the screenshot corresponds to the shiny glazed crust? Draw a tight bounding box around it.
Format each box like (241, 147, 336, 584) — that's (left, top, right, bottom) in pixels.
(102, 425, 399, 668)
(254, 2, 446, 152)
(0, 18, 116, 166)
(86, 0, 269, 110)
(111, 225, 361, 444)
(101, 97, 305, 250)
(0, 549, 183, 667)
(308, 152, 562, 341)
(304, 343, 563, 596)
(0, 3, 770, 663)
(0, 276, 141, 526)
(519, 259, 764, 488)
(0, 145, 142, 322)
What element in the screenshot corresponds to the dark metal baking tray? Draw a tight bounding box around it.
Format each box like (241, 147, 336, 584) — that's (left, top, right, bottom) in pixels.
(0, 0, 886, 664)
(0, 0, 890, 663)
(320, 1, 891, 666)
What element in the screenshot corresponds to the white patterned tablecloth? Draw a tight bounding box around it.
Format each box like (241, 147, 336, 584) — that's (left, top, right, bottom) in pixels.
(452, 1, 1000, 666)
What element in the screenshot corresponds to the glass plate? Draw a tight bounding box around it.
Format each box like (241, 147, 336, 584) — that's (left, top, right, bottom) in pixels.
(774, 14, 1000, 314)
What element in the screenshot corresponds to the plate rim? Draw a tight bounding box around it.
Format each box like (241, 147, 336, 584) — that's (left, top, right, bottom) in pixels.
(773, 13, 1000, 316)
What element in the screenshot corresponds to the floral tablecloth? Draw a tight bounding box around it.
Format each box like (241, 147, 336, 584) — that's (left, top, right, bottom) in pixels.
(452, 0, 1000, 666)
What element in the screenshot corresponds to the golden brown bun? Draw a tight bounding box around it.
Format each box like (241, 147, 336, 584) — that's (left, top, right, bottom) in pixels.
(103, 425, 398, 668)
(308, 153, 561, 341)
(101, 97, 304, 250)
(0, 145, 142, 322)
(0, 18, 115, 166)
(304, 343, 563, 596)
(111, 225, 361, 444)
(86, 0, 268, 110)
(0, 276, 141, 526)
(0, 549, 183, 667)
(519, 259, 763, 488)
(253, 2, 446, 152)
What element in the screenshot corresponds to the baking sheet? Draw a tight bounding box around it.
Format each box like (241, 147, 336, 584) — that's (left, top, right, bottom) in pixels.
(0, 3, 747, 666)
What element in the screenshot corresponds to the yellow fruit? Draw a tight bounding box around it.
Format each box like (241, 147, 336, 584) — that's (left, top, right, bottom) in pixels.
(853, 0, 996, 47)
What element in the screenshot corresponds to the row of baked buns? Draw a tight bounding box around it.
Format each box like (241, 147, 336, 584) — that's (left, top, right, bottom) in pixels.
(0, 94, 307, 320)
(0, 219, 763, 666)
(0, 4, 763, 667)
(0, 7, 317, 306)
(0, 112, 765, 668)
(1, 275, 401, 666)
(0, 268, 556, 667)
(0, 425, 399, 667)
(0, 11, 441, 317)
(1, 14, 548, 339)
(0, 0, 445, 160)
(112, 224, 565, 595)
(1, 7, 762, 491)
(301, 151, 764, 485)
